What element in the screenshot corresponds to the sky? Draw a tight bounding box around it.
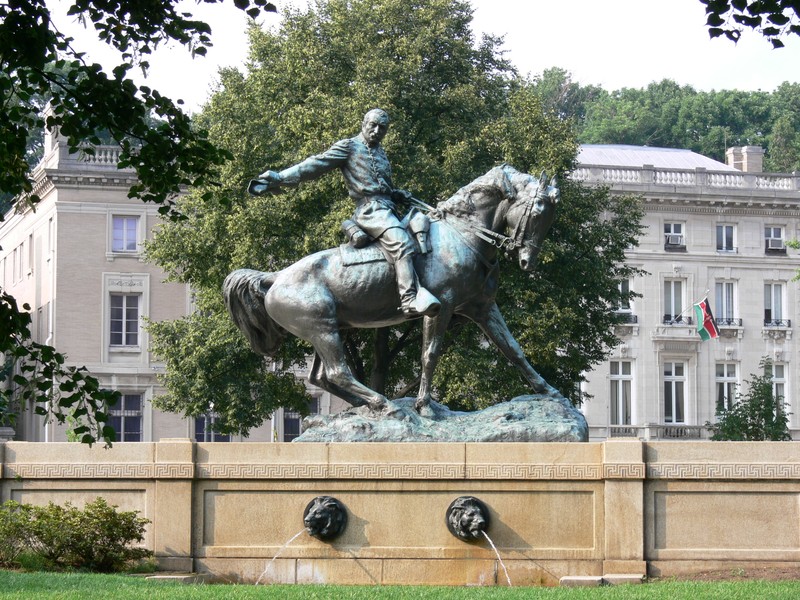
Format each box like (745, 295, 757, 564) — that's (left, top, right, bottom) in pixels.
(49, 0, 800, 112)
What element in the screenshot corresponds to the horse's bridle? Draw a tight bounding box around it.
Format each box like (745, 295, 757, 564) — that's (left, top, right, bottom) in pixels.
(470, 181, 547, 256)
(408, 170, 549, 257)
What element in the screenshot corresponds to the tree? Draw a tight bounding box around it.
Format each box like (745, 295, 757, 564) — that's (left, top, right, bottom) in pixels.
(529, 67, 604, 124)
(577, 80, 797, 168)
(706, 358, 791, 441)
(1, 0, 276, 445)
(145, 0, 643, 434)
(701, 0, 800, 47)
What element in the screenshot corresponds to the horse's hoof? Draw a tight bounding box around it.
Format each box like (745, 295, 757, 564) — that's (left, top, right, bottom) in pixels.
(368, 397, 391, 415)
(531, 380, 547, 395)
(418, 404, 435, 419)
(414, 396, 435, 418)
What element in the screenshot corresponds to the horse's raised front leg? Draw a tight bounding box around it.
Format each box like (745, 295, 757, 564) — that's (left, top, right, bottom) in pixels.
(309, 330, 390, 413)
(415, 307, 454, 414)
(474, 303, 558, 397)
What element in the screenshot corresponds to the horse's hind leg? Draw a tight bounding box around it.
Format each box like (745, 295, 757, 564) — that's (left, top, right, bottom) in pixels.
(308, 352, 371, 409)
(310, 331, 389, 412)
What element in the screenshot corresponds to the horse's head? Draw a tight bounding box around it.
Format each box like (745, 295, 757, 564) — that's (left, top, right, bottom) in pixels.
(505, 170, 559, 272)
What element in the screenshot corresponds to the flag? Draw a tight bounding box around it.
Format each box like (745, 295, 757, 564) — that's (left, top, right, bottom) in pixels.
(693, 297, 719, 340)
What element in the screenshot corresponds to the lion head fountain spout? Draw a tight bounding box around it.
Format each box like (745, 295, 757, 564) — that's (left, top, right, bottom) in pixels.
(303, 496, 348, 541)
(446, 496, 489, 542)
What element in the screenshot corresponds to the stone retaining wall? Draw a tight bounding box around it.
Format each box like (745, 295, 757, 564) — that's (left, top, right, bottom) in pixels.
(2, 439, 799, 584)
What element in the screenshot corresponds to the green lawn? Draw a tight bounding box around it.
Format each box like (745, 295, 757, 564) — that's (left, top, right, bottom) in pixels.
(2, 571, 800, 600)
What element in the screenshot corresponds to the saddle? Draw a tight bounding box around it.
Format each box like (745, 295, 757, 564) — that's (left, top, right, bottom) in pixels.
(339, 209, 431, 267)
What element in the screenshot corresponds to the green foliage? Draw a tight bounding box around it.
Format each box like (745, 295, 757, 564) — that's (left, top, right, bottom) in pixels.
(701, 0, 800, 47)
(147, 308, 311, 435)
(1, 1, 277, 445)
(576, 79, 800, 172)
(146, 0, 643, 429)
(0, 501, 29, 567)
(0, 291, 119, 445)
(707, 358, 791, 441)
(1, 498, 151, 572)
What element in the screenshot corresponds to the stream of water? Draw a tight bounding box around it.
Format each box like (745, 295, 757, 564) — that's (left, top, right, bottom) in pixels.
(481, 530, 512, 587)
(255, 528, 308, 585)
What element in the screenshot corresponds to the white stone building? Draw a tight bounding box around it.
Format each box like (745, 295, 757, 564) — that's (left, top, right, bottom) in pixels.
(577, 145, 800, 440)
(0, 127, 343, 442)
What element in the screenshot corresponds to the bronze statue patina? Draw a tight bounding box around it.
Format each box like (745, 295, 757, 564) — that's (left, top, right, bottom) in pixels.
(225, 114, 561, 414)
(249, 109, 439, 318)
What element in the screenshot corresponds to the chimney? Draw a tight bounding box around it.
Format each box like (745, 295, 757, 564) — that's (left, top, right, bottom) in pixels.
(726, 146, 764, 173)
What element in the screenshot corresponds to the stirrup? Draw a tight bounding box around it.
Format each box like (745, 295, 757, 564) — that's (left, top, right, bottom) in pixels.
(401, 287, 441, 317)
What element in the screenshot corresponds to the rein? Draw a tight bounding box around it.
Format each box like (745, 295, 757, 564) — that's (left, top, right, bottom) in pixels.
(410, 183, 544, 256)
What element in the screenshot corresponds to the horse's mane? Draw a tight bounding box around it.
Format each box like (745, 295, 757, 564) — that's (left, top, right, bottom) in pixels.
(436, 165, 528, 217)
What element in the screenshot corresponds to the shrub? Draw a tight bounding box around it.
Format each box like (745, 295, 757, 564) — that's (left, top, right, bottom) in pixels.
(67, 497, 151, 572)
(4, 497, 151, 572)
(24, 502, 82, 568)
(706, 358, 791, 441)
(0, 501, 31, 567)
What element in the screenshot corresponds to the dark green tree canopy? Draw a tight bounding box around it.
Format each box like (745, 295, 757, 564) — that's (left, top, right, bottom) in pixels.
(556, 77, 800, 173)
(145, 0, 643, 435)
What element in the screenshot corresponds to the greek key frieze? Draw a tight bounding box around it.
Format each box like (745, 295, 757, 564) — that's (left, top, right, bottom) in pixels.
(153, 464, 194, 479)
(647, 462, 800, 480)
(195, 463, 328, 479)
(603, 463, 646, 479)
(4, 462, 193, 479)
(328, 463, 465, 479)
(466, 463, 603, 480)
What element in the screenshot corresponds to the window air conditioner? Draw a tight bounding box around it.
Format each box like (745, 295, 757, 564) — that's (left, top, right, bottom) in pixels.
(666, 234, 683, 245)
(768, 238, 784, 249)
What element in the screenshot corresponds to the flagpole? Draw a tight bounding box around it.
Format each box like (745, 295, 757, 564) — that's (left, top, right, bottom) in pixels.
(668, 289, 710, 324)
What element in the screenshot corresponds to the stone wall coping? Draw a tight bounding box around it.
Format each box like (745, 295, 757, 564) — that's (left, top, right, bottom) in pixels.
(4, 440, 799, 481)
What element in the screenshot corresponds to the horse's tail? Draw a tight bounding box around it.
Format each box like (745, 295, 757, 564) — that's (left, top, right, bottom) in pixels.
(223, 268, 286, 356)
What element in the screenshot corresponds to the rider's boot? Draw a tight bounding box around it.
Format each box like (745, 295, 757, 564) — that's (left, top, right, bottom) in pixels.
(395, 255, 441, 317)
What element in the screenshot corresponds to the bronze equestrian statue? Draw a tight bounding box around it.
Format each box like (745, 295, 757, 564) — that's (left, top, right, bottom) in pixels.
(226, 110, 561, 414)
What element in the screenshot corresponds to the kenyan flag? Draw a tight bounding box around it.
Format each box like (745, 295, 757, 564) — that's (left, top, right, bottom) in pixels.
(694, 297, 719, 341)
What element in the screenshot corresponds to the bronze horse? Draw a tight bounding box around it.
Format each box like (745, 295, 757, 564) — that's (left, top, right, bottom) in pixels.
(224, 165, 560, 413)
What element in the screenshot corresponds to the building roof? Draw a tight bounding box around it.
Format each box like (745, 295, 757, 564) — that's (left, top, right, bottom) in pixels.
(577, 144, 738, 172)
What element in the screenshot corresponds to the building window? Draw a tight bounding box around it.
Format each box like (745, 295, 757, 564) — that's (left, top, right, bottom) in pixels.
(195, 415, 231, 442)
(765, 226, 786, 254)
(664, 222, 685, 250)
(109, 393, 143, 442)
(663, 279, 686, 324)
(715, 281, 738, 326)
(27, 233, 33, 275)
(614, 280, 637, 324)
(663, 362, 686, 424)
(716, 224, 736, 253)
(283, 397, 320, 442)
(111, 216, 139, 253)
(715, 363, 737, 412)
(109, 294, 140, 346)
(610, 361, 632, 425)
(773, 363, 788, 413)
(764, 283, 786, 326)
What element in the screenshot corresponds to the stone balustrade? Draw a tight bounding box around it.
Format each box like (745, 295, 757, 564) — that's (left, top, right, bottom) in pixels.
(573, 164, 800, 195)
